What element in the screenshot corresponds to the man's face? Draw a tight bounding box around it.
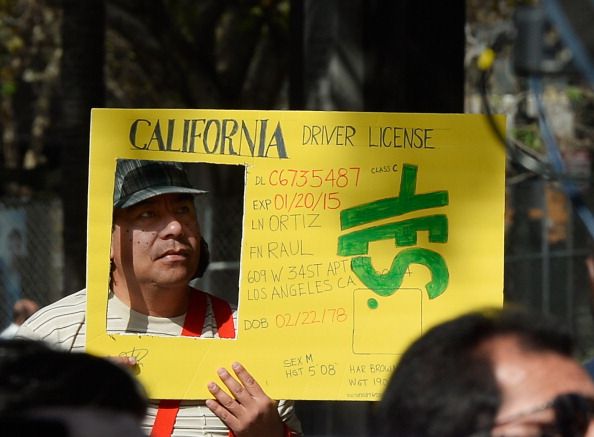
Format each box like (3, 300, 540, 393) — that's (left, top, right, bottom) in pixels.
(111, 193, 201, 290)
(488, 336, 594, 437)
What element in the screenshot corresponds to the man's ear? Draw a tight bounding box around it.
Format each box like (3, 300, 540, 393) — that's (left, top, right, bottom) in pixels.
(109, 231, 115, 260)
(195, 237, 210, 278)
(110, 215, 117, 260)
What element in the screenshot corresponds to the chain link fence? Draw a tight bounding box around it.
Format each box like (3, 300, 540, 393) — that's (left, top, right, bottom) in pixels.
(504, 179, 594, 360)
(0, 196, 63, 330)
(188, 163, 244, 307)
(191, 192, 244, 307)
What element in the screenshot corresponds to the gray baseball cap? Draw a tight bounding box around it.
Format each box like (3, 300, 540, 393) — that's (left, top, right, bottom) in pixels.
(113, 159, 206, 208)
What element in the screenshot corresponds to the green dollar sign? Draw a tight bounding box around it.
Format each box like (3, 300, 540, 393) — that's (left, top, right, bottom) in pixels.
(352, 248, 449, 304)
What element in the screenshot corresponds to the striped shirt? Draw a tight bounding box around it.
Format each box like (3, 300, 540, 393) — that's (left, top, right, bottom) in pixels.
(17, 289, 302, 437)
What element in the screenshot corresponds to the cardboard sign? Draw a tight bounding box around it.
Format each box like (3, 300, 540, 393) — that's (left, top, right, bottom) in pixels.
(86, 109, 505, 400)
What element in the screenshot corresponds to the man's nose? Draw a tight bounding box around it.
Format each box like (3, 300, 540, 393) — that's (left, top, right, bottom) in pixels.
(161, 216, 184, 238)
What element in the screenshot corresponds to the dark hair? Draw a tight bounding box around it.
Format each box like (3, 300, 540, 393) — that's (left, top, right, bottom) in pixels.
(0, 415, 68, 437)
(195, 236, 210, 278)
(0, 408, 147, 437)
(0, 339, 147, 420)
(373, 306, 574, 437)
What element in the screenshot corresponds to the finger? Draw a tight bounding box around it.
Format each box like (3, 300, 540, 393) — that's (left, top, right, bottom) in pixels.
(217, 366, 253, 406)
(205, 395, 240, 430)
(208, 380, 240, 409)
(108, 356, 137, 368)
(231, 362, 266, 397)
(207, 381, 244, 419)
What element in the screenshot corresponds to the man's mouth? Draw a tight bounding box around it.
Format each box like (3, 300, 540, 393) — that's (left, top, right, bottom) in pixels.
(157, 248, 190, 261)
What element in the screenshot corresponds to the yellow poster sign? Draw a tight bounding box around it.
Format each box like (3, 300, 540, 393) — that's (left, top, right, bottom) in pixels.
(86, 109, 505, 400)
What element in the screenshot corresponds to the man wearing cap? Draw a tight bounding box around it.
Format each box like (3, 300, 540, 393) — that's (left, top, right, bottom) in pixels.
(17, 159, 302, 437)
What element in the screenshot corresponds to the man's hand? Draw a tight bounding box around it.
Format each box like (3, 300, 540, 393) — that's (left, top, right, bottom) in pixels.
(205, 362, 284, 437)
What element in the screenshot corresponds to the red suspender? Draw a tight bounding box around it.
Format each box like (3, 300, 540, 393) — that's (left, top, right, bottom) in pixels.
(210, 294, 235, 339)
(151, 400, 180, 437)
(181, 291, 208, 337)
(151, 291, 235, 437)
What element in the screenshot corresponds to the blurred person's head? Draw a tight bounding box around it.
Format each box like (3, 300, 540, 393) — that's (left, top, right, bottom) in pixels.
(375, 307, 594, 437)
(0, 408, 146, 437)
(0, 339, 147, 421)
(12, 299, 39, 325)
